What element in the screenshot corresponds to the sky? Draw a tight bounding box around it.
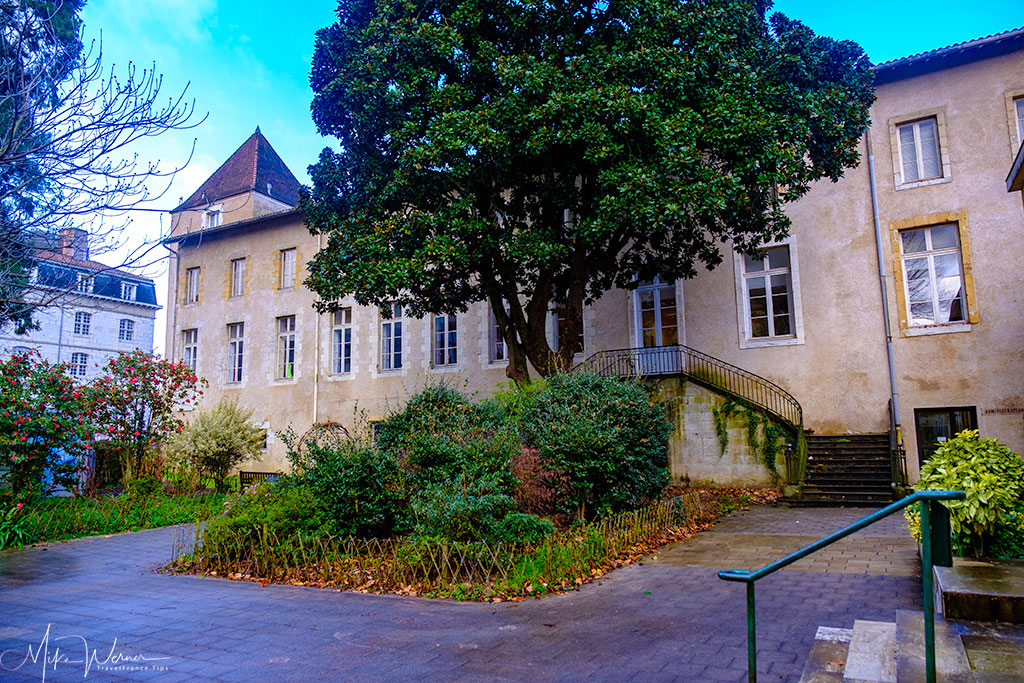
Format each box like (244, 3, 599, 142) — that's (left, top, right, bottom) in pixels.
(76, 0, 1022, 354)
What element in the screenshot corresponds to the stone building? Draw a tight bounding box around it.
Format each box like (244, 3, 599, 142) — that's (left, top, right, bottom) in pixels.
(0, 228, 159, 378)
(163, 28, 1024, 493)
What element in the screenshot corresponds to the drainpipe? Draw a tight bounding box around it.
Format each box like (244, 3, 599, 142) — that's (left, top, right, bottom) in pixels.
(866, 132, 903, 449)
(312, 232, 322, 427)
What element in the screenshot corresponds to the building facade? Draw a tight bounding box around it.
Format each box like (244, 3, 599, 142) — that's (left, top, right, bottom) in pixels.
(1, 228, 159, 378)
(164, 30, 1024, 483)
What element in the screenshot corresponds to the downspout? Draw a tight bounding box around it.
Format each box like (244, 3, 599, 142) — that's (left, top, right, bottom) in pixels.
(866, 132, 903, 450)
(312, 232, 322, 427)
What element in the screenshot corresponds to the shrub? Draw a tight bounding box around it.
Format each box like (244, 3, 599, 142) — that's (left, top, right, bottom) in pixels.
(411, 473, 515, 541)
(378, 385, 517, 485)
(0, 503, 30, 549)
(905, 430, 1024, 557)
(205, 482, 328, 543)
(521, 372, 670, 519)
(169, 399, 265, 493)
(490, 512, 555, 545)
(124, 474, 162, 500)
(303, 442, 410, 537)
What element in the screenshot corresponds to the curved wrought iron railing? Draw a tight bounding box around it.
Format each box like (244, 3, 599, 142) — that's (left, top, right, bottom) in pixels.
(576, 344, 807, 483)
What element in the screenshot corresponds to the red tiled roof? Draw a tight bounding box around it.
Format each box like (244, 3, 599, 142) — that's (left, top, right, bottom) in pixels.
(174, 128, 302, 212)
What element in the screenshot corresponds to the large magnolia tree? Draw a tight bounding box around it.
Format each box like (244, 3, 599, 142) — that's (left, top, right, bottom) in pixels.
(301, 0, 874, 383)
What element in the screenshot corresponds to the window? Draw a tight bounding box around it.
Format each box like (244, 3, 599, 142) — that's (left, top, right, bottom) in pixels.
(276, 315, 296, 379)
(740, 246, 794, 340)
(230, 258, 246, 297)
(637, 279, 679, 348)
(1015, 97, 1024, 141)
(914, 407, 977, 465)
(332, 308, 352, 374)
(183, 329, 198, 371)
(432, 314, 458, 367)
(185, 267, 200, 304)
(900, 224, 966, 327)
(380, 303, 403, 371)
(280, 248, 296, 289)
(119, 319, 134, 342)
(897, 117, 942, 183)
(489, 307, 507, 363)
(73, 311, 91, 336)
(227, 322, 244, 383)
(554, 306, 584, 356)
(70, 352, 88, 377)
(75, 272, 92, 294)
(204, 207, 222, 228)
(121, 282, 137, 301)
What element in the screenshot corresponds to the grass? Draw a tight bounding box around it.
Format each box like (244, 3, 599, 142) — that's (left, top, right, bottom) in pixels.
(9, 492, 226, 547)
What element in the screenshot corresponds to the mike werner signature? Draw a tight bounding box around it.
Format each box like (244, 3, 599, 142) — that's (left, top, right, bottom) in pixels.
(0, 624, 171, 681)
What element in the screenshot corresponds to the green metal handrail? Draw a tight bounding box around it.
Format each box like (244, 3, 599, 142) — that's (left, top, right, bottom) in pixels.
(718, 490, 965, 683)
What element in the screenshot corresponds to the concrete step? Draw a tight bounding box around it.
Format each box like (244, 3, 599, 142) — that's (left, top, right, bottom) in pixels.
(845, 620, 898, 682)
(798, 626, 852, 682)
(895, 610, 975, 682)
(936, 558, 1024, 623)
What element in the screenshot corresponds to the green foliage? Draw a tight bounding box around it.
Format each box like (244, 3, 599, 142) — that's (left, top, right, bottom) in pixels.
(987, 500, 1024, 560)
(0, 502, 30, 549)
(92, 350, 206, 477)
(711, 398, 786, 478)
(378, 384, 517, 485)
(0, 350, 97, 502)
(489, 512, 555, 545)
(302, 0, 874, 381)
(905, 430, 1024, 558)
(521, 372, 670, 519)
(124, 475, 162, 501)
(411, 473, 516, 542)
(169, 398, 264, 493)
(205, 482, 330, 544)
(302, 442, 410, 538)
(11, 492, 224, 547)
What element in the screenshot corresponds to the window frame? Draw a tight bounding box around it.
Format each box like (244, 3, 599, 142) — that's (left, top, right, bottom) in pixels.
(889, 110, 951, 190)
(279, 248, 297, 289)
(73, 311, 91, 336)
(331, 308, 353, 375)
(733, 239, 804, 349)
(890, 211, 979, 337)
(118, 318, 134, 342)
(203, 204, 223, 229)
(489, 305, 508, 364)
(70, 352, 88, 377)
(121, 282, 137, 301)
(185, 267, 200, 304)
(379, 303, 403, 372)
(227, 322, 244, 383)
(276, 315, 296, 380)
(182, 328, 198, 372)
(552, 305, 585, 358)
(230, 258, 246, 298)
(75, 272, 92, 294)
(431, 313, 458, 368)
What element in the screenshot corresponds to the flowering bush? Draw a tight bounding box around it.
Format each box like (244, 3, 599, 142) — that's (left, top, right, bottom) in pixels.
(0, 502, 30, 548)
(0, 351, 99, 502)
(90, 350, 206, 477)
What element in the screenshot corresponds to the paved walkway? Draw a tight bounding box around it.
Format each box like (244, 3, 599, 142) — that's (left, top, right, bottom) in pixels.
(0, 507, 921, 682)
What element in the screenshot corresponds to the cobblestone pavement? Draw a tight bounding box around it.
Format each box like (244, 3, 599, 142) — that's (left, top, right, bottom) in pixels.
(0, 506, 921, 682)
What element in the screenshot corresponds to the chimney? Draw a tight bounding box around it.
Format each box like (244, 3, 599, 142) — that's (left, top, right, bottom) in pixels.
(59, 228, 89, 261)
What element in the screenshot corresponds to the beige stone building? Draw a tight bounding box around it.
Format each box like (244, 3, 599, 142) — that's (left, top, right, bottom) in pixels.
(164, 29, 1024, 497)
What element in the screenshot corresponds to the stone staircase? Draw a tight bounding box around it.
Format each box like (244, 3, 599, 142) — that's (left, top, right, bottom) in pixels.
(794, 434, 893, 507)
(798, 610, 1024, 681)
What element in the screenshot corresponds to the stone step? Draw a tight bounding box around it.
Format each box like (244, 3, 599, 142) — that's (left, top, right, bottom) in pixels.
(936, 558, 1024, 623)
(798, 626, 852, 682)
(895, 610, 975, 682)
(787, 498, 889, 508)
(804, 475, 892, 485)
(845, 620, 898, 682)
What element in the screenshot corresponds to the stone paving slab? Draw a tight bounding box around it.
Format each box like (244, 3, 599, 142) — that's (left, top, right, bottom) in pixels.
(0, 508, 923, 682)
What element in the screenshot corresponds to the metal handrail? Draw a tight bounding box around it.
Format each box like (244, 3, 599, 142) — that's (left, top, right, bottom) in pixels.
(889, 398, 909, 488)
(577, 344, 803, 429)
(577, 345, 807, 484)
(718, 489, 966, 683)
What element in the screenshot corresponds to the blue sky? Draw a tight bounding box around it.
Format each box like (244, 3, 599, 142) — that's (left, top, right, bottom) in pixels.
(76, 0, 1021, 351)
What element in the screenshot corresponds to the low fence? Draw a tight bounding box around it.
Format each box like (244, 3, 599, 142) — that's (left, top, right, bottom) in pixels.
(171, 493, 707, 597)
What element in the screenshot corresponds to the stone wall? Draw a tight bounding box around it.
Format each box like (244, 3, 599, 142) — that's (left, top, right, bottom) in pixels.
(654, 377, 783, 488)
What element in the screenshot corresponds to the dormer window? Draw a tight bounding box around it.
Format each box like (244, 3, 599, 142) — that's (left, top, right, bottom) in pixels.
(121, 282, 137, 301)
(75, 272, 92, 294)
(203, 205, 223, 229)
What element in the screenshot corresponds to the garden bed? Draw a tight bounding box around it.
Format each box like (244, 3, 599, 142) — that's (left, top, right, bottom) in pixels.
(168, 487, 779, 601)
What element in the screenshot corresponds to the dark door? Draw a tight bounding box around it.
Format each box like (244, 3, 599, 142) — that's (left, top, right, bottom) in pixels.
(914, 406, 977, 464)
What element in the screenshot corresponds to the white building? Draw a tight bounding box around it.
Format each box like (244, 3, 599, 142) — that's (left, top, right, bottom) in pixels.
(0, 228, 159, 378)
